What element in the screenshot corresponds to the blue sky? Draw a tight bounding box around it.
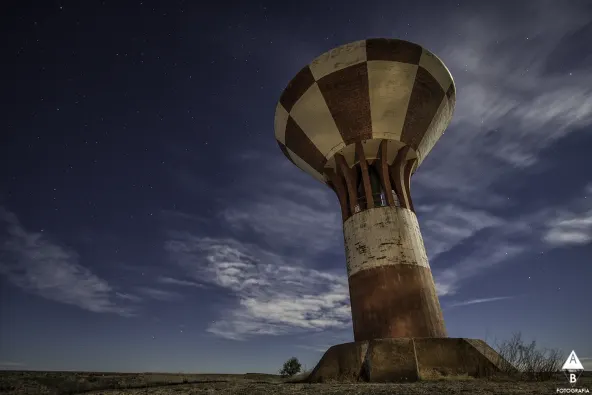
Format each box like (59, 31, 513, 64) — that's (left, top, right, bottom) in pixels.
(1, 0, 591, 373)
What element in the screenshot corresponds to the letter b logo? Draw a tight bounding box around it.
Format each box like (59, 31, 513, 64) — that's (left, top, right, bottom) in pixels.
(569, 373, 576, 383)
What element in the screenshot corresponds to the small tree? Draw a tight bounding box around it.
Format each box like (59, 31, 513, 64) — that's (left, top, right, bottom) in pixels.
(280, 357, 302, 378)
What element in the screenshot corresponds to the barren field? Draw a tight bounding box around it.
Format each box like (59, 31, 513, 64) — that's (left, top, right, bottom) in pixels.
(1, 371, 590, 395)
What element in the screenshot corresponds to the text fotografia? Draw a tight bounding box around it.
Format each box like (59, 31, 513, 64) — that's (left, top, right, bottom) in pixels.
(556, 388, 589, 394)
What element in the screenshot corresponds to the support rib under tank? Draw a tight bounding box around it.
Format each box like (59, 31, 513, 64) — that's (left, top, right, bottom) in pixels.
(343, 205, 446, 341)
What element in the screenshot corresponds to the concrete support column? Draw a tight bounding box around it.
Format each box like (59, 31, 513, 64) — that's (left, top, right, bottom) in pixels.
(355, 142, 374, 210)
(326, 168, 349, 221)
(403, 158, 417, 213)
(343, 206, 446, 341)
(390, 147, 413, 211)
(336, 154, 358, 214)
(376, 140, 396, 207)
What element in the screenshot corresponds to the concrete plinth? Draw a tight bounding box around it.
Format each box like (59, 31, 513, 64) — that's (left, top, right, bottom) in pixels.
(307, 338, 505, 383)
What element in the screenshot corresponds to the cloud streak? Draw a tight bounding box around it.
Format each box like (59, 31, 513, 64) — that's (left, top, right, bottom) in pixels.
(135, 287, 182, 302)
(165, 234, 350, 340)
(296, 344, 331, 353)
(429, 183, 592, 296)
(417, 204, 505, 260)
(434, 241, 525, 297)
(0, 207, 134, 316)
(157, 276, 205, 288)
(413, 1, 592, 206)
(221, 190, 341, 254)
(446, 296, 515, 308)
(543, 209, 592, 247)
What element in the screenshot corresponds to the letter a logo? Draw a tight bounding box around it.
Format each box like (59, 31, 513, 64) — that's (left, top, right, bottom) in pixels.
(562, 351, 584, 371)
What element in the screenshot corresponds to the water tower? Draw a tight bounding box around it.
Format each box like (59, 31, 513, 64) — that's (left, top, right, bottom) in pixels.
(274, 38, 505, 382)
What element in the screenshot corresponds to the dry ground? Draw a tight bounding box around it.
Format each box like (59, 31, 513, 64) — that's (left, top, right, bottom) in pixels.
(1, 370, 590, 395)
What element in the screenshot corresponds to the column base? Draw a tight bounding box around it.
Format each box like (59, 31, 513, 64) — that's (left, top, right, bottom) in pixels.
(305, 338, 507, 383)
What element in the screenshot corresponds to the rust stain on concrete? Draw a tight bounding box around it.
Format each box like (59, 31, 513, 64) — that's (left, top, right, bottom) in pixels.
(349, 264, 446, 341)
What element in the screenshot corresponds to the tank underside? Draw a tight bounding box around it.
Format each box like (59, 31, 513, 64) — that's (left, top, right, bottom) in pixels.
(326, 138, 417, 221)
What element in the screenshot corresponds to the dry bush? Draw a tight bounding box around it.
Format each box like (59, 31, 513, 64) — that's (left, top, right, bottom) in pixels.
(496, 332, 563, 381)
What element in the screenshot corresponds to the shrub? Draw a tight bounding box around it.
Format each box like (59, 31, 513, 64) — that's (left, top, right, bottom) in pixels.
(496, 332, 563, 381)
(279, 357, 302, 378)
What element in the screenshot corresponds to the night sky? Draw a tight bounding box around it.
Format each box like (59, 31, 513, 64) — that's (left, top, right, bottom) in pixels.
(2, 0, 591, 374)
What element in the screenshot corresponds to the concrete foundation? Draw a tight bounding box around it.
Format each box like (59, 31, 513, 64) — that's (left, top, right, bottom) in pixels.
(307, 338, 505, 383)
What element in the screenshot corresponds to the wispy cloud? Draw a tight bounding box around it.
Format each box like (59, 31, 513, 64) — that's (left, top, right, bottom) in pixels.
(416, 203, 528, 296)
(446, 296, 515, 308)
(276, 181, 333, 206)
(435, 241, 525, 297)
(543, 209, 592, 246)
(115, 292, 142, 302)
(417, 204, 505, 260)
(296, 344, 331, 353)
(157, 276, 205, 288)
(0, 207, 134, 316)
(430, 183, 592, 296)
(163, 152, 350, 340)
(540, 183, 592, 247)
(414, 1, 592, 205)
(448, 3, 592, 144)
(221, 192, 341, 254)
(135, 287, 182, 301)
(165, 234, 350, 340)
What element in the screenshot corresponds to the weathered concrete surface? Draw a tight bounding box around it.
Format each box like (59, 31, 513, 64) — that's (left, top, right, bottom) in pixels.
(464, 339, 511, 372)
(349, 265, 446, 340)
(343, 206, 429, 276)
(414, 338, 502, 377)
(306, 341, 369, 382)
(308, 338, 505, 383)
(343, 206, 446, 341)
(364, 338, 419, 382)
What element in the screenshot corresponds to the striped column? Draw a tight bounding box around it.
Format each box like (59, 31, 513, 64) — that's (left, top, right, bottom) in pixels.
(344, 206, 446, 341)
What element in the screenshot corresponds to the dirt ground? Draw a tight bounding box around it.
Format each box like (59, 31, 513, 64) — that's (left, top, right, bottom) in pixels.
(1, 371, 590, 395)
